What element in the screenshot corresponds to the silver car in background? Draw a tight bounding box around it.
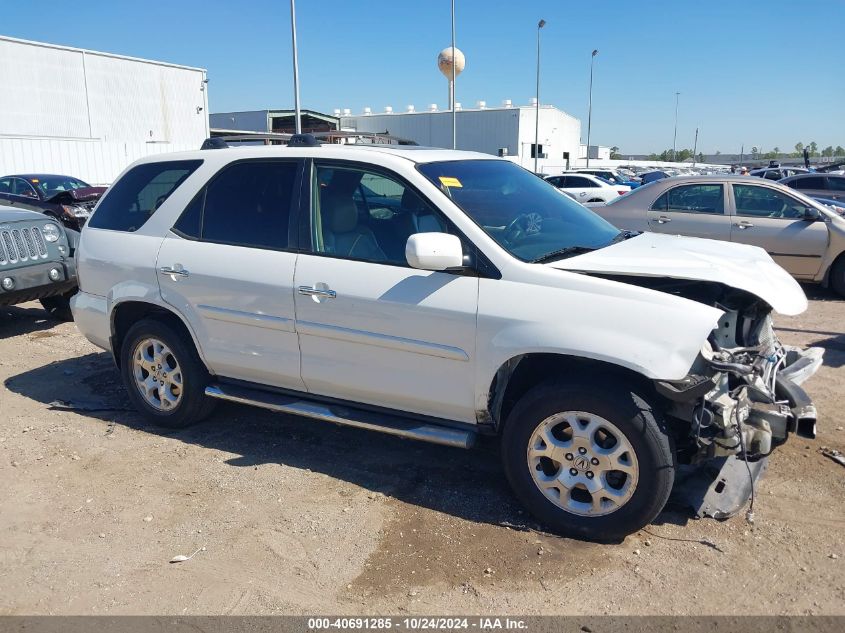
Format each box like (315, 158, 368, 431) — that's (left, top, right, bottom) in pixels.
(591, 175, 845, 295)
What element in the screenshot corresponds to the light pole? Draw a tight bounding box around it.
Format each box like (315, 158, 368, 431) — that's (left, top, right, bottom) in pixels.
(290, 0, 302, 134)
(451, 0, 456, 149)
(671, 91, 680, 162)
(585, 49, 598, 168)
(534, 19, 546, 174)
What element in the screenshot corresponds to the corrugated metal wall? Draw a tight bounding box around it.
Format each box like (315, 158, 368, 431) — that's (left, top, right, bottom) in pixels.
(341, 109, 521, 156)
(0, 36, 209, 184)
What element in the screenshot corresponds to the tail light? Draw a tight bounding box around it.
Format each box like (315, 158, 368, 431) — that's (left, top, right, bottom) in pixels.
(617, 190, 627, 196)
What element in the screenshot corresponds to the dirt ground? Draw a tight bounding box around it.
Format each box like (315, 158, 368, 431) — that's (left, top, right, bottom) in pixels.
(0, 289, 843, 616)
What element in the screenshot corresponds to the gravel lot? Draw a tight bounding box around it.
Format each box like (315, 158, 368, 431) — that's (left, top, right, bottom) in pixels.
(1, 290, 843, 615)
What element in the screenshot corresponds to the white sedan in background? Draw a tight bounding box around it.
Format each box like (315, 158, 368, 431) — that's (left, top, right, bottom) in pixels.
(544, 173, 630, 203)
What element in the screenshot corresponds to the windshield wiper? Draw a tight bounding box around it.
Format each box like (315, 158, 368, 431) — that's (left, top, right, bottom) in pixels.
(608, 229, 639, 245)
(532, 246, 594, 264)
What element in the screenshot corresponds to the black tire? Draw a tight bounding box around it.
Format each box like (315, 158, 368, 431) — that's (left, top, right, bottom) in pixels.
(829, 256, 845, 297)
(40, 292, 74, 321)
(501, 379, 674, 541)
(119, 318, 216, 428)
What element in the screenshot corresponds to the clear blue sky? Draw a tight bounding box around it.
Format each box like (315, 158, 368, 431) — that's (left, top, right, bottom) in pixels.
(3, 0, 843, 154)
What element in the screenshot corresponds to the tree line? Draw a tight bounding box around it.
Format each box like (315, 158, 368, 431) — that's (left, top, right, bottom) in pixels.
(638, 142, 844, 162)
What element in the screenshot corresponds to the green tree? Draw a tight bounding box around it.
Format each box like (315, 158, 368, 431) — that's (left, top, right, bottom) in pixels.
(809, 141, 818, 156)
(697, 152, 705, 163)
(835, 146, 845, 157)
(715, 150, 721, 156)
(610, 146, 621, 159)
(822, 146, 834, 157)
(794, 142, 804, 158)
(751, 146, 760, 160)
(772, 146, 780, 156)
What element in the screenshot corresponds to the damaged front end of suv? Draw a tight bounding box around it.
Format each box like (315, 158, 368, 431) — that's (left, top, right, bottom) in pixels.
(642, 281, 822, 519)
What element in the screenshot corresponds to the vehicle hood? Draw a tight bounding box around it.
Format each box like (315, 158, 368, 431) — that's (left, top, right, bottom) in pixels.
(0, 204, 50, 223)
(46, 187, 107, 204)
(548, 232, 807, 315)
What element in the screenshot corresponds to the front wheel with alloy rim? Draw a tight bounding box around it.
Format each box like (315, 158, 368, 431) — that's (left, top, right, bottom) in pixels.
(502, 379, 674, 541)
(119, 319, 216, 428)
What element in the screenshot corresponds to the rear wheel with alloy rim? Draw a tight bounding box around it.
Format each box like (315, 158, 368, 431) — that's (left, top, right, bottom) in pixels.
(502, 378, 674, 541)
(120, 319, 216, 428)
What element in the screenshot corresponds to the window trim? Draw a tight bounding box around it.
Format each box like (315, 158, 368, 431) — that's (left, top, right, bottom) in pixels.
(302, 158, 500, 279)
(170, 157, 305, 253)
(649, 183, 726, 215)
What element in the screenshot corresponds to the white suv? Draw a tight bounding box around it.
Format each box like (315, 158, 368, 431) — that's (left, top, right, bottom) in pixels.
(72, 137, 822, 540)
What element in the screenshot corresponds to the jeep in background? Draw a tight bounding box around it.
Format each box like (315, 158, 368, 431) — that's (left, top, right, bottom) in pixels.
(0, 205, 78, 320)
(71, 139, 823, 540)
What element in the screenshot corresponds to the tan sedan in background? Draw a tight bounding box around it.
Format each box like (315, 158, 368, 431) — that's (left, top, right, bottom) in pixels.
(591, 175, 845, 295)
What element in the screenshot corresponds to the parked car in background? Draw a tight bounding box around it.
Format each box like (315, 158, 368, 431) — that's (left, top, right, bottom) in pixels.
(0, 174, 106, 231)
(639, 170, 670, 185)
(71, 142, 823, 540)
(572, 168, 640, 189)
(811, 197, 845, 216)
(544, 173, 629, 203)
(0, 204, 78, 319)
(779, 173, 845, 202)
(592, 175, 845, 295)
(750, 166, 809, 181)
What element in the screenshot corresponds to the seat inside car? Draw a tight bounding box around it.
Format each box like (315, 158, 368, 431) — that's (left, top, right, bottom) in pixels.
(320, 190, 387, 262)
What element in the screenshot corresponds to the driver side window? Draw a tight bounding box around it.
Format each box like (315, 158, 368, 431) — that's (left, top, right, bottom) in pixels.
(310, 164, 449, 266)
(733, 184, 810, 219)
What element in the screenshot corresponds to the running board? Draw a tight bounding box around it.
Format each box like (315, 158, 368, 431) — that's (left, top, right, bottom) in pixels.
(204, 384, 477, 449)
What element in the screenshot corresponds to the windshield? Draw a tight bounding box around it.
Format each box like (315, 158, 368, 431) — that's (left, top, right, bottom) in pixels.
(418, 160, 621, 262)
(29, 176, 91, 198)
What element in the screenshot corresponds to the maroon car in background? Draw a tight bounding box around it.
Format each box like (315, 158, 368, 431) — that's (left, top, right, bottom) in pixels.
(0, 174, 107, 231)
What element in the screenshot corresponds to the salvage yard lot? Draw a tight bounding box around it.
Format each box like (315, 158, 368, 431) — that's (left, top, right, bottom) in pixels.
(1, 292, 843, 616)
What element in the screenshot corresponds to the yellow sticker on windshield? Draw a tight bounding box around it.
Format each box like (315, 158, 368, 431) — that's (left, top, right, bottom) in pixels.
(438, 176, 462, 188)
(30, 178, 39, 183)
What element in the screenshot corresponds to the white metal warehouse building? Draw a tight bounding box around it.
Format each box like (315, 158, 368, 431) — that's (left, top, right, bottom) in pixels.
(0, 36, 210, 185)
(338, 102, 581, 172)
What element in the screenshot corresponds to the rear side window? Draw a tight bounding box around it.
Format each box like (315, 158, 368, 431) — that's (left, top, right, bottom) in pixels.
(791, 176, 825, 190)
(174, 160, 299, 250)
(89, 160, 201, 232)
(651, 184, 724, 214)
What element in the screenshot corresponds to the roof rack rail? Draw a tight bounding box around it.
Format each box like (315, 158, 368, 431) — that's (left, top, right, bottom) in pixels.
(201, 130, 419, 149)
(288, 133, 320, 147)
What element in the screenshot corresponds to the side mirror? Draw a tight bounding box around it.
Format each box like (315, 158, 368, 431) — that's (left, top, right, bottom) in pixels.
(405, 232, 464, 271)
(803, 207, 821, 221)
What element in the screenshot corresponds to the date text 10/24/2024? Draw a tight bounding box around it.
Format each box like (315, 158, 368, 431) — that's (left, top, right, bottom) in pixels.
(307, 618, 528, 630)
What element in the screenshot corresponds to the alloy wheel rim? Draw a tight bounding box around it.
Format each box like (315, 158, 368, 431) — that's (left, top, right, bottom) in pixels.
(132, 338, 183, 412)
(527, 411, 638, 517)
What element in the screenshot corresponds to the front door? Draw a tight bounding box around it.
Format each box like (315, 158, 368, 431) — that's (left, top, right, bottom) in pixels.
(157, 159, 306, 390)
(293, 161, 479, 423)
(729, 183, 828, 278)
(646, 183, 732, 240)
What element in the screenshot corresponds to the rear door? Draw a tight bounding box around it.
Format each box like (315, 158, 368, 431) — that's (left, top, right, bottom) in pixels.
(646, 183, 732, 239)
(563, 175, 604, 202)
(156, 159, 306, 390)
(729, 183, 828, 278)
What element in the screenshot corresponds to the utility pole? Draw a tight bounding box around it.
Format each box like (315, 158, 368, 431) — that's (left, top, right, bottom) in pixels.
(451, 0, 456, 149)
(586, 49, 598, 168)
(692, 127, 699, 166)
(290, 0, 302, 134)
(534, 19, 546, 174)
(672, 91, 680, 162)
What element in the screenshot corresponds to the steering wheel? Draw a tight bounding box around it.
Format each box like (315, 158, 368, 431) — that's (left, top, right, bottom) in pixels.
(503, 213, 543, 244)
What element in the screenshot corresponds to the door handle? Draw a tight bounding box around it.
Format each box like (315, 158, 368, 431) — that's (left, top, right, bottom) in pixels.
(298, 285, 337, 299)
(735, 221, 754, 229)
(159, 266, 190, 279)
(656, 216, 671, 224)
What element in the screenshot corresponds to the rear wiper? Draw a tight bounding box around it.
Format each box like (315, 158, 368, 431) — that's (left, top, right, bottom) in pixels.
(532, 246, 594, 264)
